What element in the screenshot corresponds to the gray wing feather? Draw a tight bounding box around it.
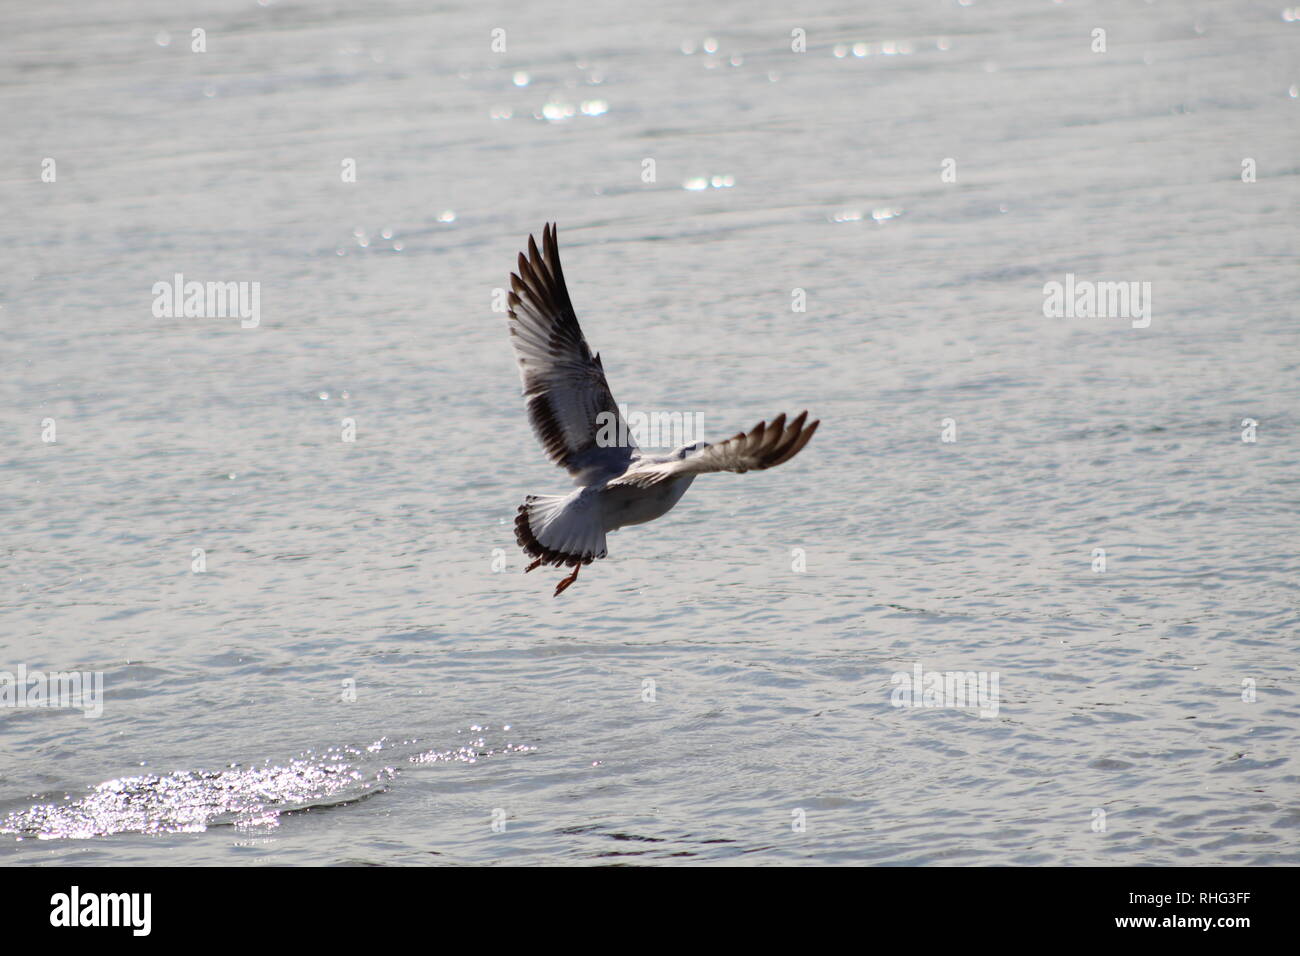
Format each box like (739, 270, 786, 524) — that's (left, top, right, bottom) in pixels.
(609, 412, 819, 489)
(505, 223, 635, 482)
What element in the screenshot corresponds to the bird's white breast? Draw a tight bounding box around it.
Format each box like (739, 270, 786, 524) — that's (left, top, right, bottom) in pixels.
(599, 475, 695, 532)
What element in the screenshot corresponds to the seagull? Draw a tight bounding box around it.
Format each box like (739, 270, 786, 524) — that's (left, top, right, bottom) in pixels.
(500, 224, 820, 596)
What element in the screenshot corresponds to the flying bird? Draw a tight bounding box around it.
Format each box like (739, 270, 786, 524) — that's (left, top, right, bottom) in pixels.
(500, 224, 819, 596)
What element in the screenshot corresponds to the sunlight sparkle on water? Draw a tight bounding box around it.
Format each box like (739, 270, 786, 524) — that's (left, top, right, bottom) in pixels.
(0, 755, 392, 840)
(683, 175, 734, 191)
(542, 101, 576, 121)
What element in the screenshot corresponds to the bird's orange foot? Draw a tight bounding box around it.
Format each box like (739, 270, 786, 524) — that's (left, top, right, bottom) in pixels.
(525, 558, 543, 573)
(553, 564, 580, 596)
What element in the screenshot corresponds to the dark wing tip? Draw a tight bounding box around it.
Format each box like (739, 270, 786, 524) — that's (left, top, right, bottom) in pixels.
(766, 411, 819, 467)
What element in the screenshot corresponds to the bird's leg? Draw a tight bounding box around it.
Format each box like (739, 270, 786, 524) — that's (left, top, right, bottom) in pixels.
(524, 558, 544, 573)
(553, 563, 581, 596)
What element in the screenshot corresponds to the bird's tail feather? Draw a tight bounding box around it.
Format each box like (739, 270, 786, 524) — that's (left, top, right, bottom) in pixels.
(515, 490, 607, 568)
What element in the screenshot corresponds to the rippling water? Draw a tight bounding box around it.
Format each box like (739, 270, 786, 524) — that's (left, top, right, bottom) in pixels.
(2, 0, 1298, 865)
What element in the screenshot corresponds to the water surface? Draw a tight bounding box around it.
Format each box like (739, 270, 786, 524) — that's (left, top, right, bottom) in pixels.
(1, 0, 1297, 865)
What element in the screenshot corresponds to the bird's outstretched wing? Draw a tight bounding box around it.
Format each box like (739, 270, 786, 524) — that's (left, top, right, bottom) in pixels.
(505, 223, 635, 482)
(609, 412, 819, 489)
